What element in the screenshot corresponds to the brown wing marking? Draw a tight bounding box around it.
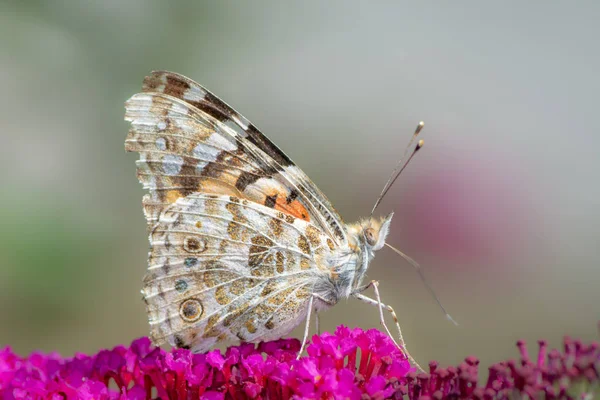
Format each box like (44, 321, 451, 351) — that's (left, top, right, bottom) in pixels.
(137, 71, 347, 244)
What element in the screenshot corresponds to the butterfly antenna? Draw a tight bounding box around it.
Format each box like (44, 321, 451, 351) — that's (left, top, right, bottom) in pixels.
(370, 121, 425, 217)
(385, 243, 458, 326)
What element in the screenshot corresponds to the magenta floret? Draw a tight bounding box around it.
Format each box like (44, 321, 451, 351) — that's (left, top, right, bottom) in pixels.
(1, 327, 599, 399)
(0, 327, 411, 399)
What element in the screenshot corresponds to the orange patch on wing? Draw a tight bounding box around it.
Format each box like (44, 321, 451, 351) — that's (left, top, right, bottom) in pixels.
(199, 179, 241, 197)
(274, 197, 310, 222)
(241, 179, 311, 221)
(166, 190, 183, 203)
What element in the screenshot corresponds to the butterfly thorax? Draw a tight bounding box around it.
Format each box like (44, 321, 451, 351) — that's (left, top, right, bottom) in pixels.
(328, 214, 393, 299)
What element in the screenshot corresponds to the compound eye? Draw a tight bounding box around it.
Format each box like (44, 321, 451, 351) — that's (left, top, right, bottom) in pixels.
(364, 228, 377, 246)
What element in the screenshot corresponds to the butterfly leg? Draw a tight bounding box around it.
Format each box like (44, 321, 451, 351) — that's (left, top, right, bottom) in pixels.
(296, 294, 315, 360)
(352, 281, 424, 372)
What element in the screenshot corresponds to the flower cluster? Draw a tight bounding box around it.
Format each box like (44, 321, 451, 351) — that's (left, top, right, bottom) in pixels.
(0, 326, 411, 400)
(405, 337, 599, 399)
(1, 326, 598, 399)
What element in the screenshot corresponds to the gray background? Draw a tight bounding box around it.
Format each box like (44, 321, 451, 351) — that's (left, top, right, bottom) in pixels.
(1, 1, 598, 371)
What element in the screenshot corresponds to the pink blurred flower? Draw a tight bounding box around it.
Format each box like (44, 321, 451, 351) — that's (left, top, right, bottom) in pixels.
(399, 154, 530, 266)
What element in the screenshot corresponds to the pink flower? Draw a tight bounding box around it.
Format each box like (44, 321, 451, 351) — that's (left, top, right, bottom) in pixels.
(1, 326, 598, 399)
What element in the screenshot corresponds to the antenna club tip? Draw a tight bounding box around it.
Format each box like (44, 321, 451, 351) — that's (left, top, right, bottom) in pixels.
(414, 121, 425, 135)
(416, 139, 425, 150)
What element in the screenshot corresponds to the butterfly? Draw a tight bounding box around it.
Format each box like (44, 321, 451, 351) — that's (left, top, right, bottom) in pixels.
(124, 71, 449, 371)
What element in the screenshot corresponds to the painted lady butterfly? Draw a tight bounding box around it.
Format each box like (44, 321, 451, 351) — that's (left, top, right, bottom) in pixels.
(124, 71, 452, 370)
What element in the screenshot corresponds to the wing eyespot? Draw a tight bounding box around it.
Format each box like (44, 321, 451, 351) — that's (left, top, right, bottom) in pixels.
(184, 257, 198, 268)
(175, 279, 188, 293)
(183, 237, 207, 253)
(179, 298, 203, 322)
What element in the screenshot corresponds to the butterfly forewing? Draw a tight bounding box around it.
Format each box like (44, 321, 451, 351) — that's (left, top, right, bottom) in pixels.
(125, 93, 267, 228)
(137, 71, 347, 245)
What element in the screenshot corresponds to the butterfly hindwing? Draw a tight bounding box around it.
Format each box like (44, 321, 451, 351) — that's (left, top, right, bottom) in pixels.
(142, 193, 335, 351)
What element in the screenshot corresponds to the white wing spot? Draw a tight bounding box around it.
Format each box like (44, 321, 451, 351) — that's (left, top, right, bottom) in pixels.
(162, 154, 183, 175)
(184, 91, 206, 101)
(206, 133, 237, 152)
(156, 137, 167, 150)
(192, 143, 220, 161)
(157, 121, 167, 131)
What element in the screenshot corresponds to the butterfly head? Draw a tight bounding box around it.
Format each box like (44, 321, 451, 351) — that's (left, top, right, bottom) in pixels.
(347, 212, 394, 255)
(335, 213, 393, 297)
(363, 213, 394, 251)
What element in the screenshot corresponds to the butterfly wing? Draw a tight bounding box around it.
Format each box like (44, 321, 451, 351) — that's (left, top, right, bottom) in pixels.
(128, 71, 347, 245)
(142, 193, 335, 351)
(125, 72, 345, 350)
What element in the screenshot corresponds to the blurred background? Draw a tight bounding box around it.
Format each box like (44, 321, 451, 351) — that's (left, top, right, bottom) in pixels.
(1, 1, 599, 372)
